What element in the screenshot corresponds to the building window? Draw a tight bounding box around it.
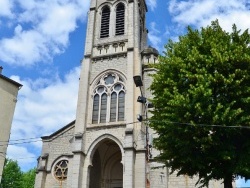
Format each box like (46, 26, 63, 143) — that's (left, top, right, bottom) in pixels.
(160, 172, 166, 184)
(100, 6, 110, 38)
(115, 3, 125, 36)
(92, 73, 125, 124)
(53, 160, 68, 181)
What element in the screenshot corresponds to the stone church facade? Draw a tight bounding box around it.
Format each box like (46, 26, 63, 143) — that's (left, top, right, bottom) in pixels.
(35, 0, 224, 187)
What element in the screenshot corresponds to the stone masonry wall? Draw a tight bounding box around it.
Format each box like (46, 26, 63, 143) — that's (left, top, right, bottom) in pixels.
(38, 125, 75, 188)
(84, 124, 126, 153)
(90, 57, 127, 84)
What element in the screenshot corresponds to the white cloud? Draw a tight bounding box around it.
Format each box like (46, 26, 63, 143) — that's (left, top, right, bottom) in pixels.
(168, 0, 250, 32)
(0, 27, 50, 65)
(7, 145, 37, 171)
(146, 0, 157, 11)
(0, 0, 14, 18)
(0, 0, 90, 66)
(7, 67, 80, 170)
(148, 22, 162, 50)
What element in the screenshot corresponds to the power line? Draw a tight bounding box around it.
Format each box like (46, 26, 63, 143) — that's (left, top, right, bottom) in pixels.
(1, 120, 249, 147)
(4, 120, 250, 164)
(8, 156, 38, 160)
(7, 140, 42, 146)
(147, 119, 250, 129)
(0, 121, 144, 147)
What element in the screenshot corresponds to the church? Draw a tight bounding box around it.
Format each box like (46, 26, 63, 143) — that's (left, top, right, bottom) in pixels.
(34, 0, 223, 187)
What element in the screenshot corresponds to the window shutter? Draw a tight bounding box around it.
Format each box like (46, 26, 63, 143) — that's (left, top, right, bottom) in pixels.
(100, 6, 110, 38)
(116, 4, 125, 36)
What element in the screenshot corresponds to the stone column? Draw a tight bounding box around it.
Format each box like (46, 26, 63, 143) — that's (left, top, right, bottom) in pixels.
(71, 152, 85, 188)
(81, 161, 90, 188)
(123, 128, 135, 188)
(71, 133, 85, 188)
(34, 154, 49, 188)
(135, 150, 147, 188)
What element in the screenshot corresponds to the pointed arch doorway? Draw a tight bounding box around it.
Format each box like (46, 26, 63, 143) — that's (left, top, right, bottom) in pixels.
(89, 138, 123, 188)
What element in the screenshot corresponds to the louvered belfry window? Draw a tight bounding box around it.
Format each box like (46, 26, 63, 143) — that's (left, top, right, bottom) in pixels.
(115, 3, 125, 36)
(92, 73, 125, 124)
(100, 6, 110, 38)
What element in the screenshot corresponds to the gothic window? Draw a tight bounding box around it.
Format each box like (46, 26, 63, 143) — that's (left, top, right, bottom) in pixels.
(100, 6, 110, 38)
(92, 95, 100, 124)
(92, 73, 125, 124)
(115, 3, 125, 36)
(53, 160, 68, 181)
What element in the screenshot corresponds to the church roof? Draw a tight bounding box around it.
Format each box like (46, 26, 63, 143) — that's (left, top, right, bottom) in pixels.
(0, 67, 22, 88)
(41, 120, 75, 140)
(141, 46, 159, 56)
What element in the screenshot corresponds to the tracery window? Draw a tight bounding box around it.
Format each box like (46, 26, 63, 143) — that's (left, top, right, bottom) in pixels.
(115, 3, 125, 35)
(53, 160, 68, 181)
(100, 6, 110, 38)
(92, 73, 125, 124)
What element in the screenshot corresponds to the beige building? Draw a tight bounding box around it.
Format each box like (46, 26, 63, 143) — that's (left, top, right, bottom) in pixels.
(0, 67, 22, 182)
(34, 0, 224, 187)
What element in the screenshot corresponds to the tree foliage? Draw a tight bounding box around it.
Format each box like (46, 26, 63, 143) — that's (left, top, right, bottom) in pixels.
(0, 159, 22, 188)
(0, 159, 36, 188)
(150, 20, 250, 187)
(20, 168, 36, 188)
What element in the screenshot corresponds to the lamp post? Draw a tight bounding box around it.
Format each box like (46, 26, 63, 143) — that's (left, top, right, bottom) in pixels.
(134, 75, 154, 188)
(133, 75, 153, 161)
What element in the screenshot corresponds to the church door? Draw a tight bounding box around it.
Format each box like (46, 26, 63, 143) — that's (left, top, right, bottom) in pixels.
(89, 139, 123, 188)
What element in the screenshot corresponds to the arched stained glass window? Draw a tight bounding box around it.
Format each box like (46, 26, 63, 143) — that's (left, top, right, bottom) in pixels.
(92, 73, 125, 124)
(92, 95, 100, 124)
(110, 93, 117, 122)
(100, 94, 107, 123)
(118, 91, 125, 121)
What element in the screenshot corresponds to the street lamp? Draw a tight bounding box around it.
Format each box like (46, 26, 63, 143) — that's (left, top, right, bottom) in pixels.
(133, 75, 152, 161)
(133, 75, 143, 87)
(137, 96, 146, 104)
(133, 75, 153, 107)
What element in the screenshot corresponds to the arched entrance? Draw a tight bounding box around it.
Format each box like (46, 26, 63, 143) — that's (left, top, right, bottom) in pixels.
(89, 138, 123, 188)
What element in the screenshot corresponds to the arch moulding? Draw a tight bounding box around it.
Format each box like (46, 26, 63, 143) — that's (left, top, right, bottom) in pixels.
(85, 133, 125, 167)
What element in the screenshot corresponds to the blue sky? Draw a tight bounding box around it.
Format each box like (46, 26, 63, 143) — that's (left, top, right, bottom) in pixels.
(1, 0, 250, 186)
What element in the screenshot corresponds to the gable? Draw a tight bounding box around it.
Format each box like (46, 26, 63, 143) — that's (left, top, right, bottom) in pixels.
(41, 120, 75, 141)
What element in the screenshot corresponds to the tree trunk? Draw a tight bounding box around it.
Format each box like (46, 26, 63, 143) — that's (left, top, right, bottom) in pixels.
(224, 176, 233, 188)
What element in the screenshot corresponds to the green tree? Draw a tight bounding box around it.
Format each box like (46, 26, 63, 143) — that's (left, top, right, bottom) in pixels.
(20, 168, 36, 188)
(150, 20, 250, 188)
(0, 159, 22, 188)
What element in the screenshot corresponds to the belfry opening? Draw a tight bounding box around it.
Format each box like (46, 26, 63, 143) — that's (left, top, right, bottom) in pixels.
(89, 139, 123, 188)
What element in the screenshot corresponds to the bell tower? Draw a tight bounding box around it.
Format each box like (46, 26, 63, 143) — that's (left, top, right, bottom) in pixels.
(71, 0, 149, 187)
(75, 0, 148, 132)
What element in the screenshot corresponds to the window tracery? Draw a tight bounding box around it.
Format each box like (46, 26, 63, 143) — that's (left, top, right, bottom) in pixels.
(92, 73, 125, 124)
(53, 160, 68, 181)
